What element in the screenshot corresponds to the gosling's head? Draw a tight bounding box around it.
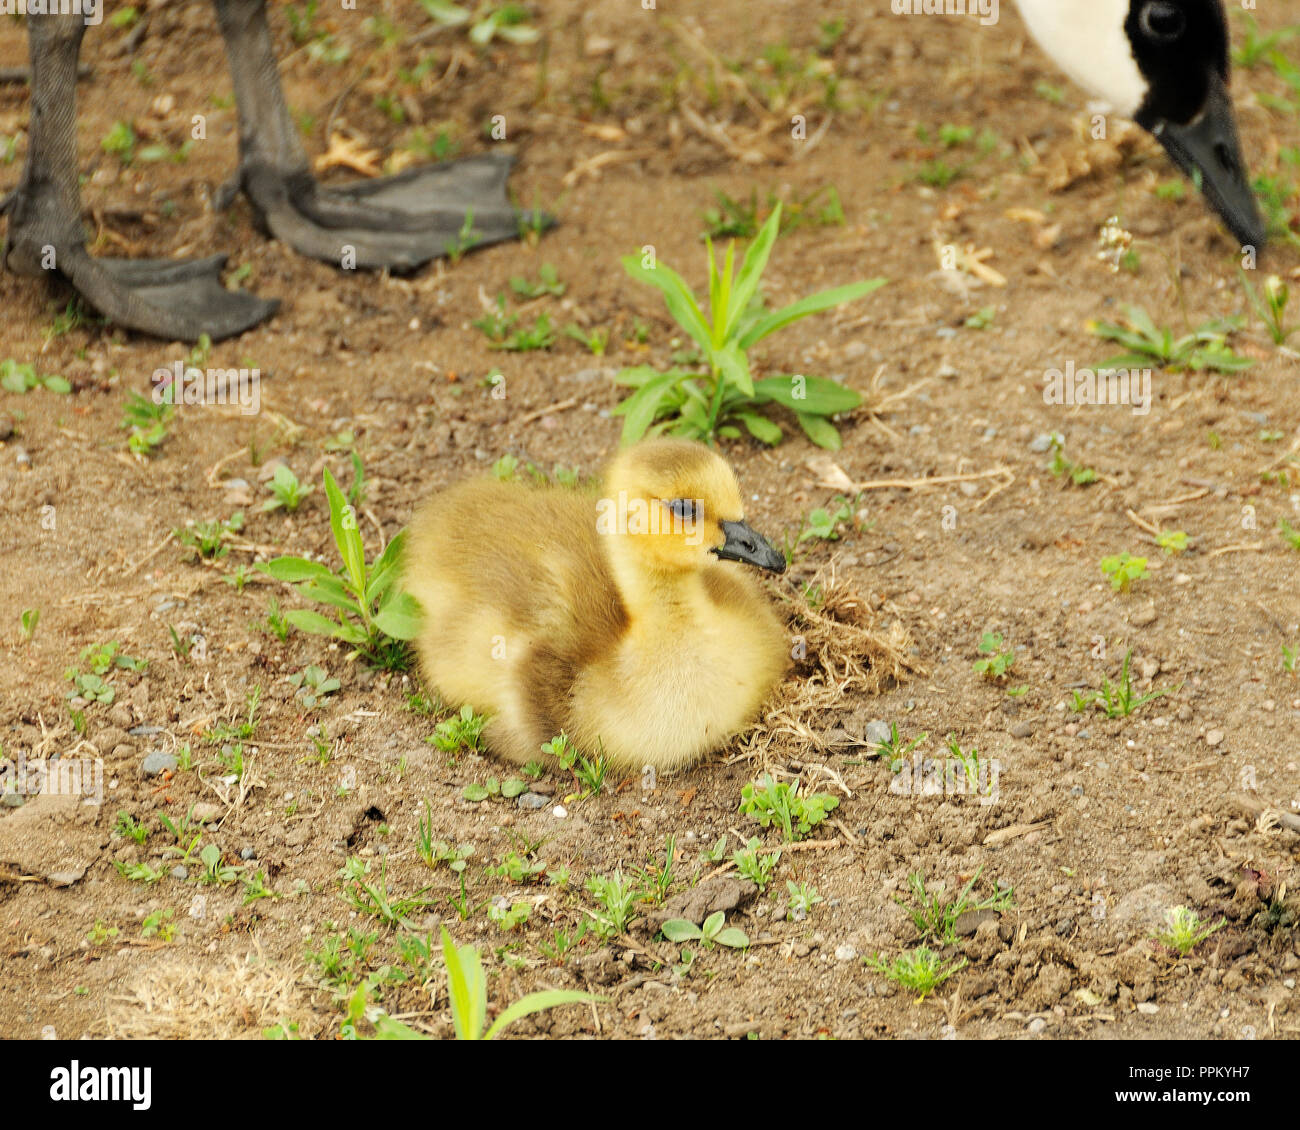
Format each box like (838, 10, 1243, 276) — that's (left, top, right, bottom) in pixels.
(599, 439, 786, 575)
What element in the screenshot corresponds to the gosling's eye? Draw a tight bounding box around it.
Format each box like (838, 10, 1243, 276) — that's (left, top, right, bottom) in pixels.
(665, 498, 698, 522)
(1139, 1, 1185, 42)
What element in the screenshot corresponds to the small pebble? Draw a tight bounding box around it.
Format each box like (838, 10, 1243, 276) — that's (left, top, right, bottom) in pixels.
(517, 792, 548, 810)
(834, 944, 857, 961)
(1136, 1002, 1160, 1015)
(1028, 1018, 1047, 1034)
(1, 792, 25, 808)
(171, 866, 189, 881)
(552, 805, 568, 819)
(1205, 730, 1225, 747)
(240, 847, 256, 861)
(864, 720, 892, 747)
(141, 751, 177, 777)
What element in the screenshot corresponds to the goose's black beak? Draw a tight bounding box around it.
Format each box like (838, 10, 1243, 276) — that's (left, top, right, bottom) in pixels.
(1147, 71, 1266, 249)
(713, 519, 786, 574)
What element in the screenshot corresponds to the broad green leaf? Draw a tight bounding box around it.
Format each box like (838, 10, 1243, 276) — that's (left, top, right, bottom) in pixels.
(739, 279, 886, 348)
(484, 990, 602, 1041)
(735, 411, 783, 445)
(285, 609, 366, 645)
(371, 1015, 428, 1040)
(796, 411, 843, 450)
(373, 591, 422, 641)
(463, 783, 490, 802)
(714, 339, 754, 397)
(257, 557, 338, 585)
(297, 577, 360, 613)
(441, 927, 487, 1040)
(324, 467, 366, 595)
(660, 919, 704, 942)
(620, 255, 712, 354)
(725, 205, 782, 339)
(613, 372, 680, 444)
(365, 529, 408, 604)
(715, 928, 750, 948)
(753, 375, 861, 415)
(43, 375, 72, 394)
(702, 911, 725, 934)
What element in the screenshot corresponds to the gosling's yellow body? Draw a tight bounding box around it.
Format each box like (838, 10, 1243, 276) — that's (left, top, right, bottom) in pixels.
(402, 440, 788, 772)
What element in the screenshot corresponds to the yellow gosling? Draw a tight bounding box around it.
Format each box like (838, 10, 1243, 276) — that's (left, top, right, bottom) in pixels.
(402, 439, 789, 773)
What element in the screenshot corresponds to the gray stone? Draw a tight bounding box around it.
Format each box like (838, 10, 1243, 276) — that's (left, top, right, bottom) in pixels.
(171, 866, 189, 881)
(240, 847, 256, 861)
(141, 751, 178, 777)
(864, 720, 893, 748)
(2, 792, 25, 808)
(517, 792, 549, 810)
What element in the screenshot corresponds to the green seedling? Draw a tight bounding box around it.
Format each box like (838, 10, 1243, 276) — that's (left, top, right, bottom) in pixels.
(510, 263, 565, 298)
(418, 1, 540, 46)
(965, 306, 996, 330)
(288, 664, 340, 710)
(463, 776, 528, 802)
(66, 672, 115, 705)
(262, 597, 291, 642)
(1154, 906, 1227, 956)
(538, 921, 588, 965)
(1047, 434, 1097, 486)
(1101, 552, 1148, 592)
(141, 909, 176, 942)
(586, 869, 640, 938)
(871, 723, 928, 764)
(223, 564, 257, 591)
(339, 856, 435, 928)
(19, 608, 39, 643)
(488, 850, 547, 884)
(262, 464, 312, 513)
(866, 947, 967, 1001)
(0, 359, 70, 395)
(630, 835, 677, 905)
(564, 324, 609, 356)
(1240, 271, 1298, 345)
(88, 921, 120, 947)
(896, 867, 1014, 946)
(972, 632, 1015, 681)
(203, 686, 261, 745)
(785, 880, 824, 922)
(795, 495, 856, 547)
(1077, 650, 1180, 718)
(80, 641, 146, 676)
(372, 926, 594, 1041)
(1156, 530, 1188, 555)
(945, 737, 995, 796)
(699, 834, 729, 863)
(114, 811, 150, 845)
(1283, 644, 1298, 674)
(733, 837, 779, 890)
(242, 870, 278, 905)
(175, 512, 244, 560)
(616, 204, 883, 449)
(113, 860, 165, 884)
(1280, 519, 1300, 550)
(1233, 14, 1300, 69)
(198, 844, 239, 886)
(1089, 304, 1253, 374)
(429, 705, 486, 756)
(543, 732, 608, 797)
(738, 773, 839, 842)
(661, 910, 749, 949)
(487, 899, 531, 932)
(258, 466, 419, 668)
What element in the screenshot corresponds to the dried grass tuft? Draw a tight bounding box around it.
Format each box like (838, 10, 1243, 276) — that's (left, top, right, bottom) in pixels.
(743, 561, 925, 757)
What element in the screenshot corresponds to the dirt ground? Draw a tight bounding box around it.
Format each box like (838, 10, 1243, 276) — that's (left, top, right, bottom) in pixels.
(2, 0, 1299, 1041)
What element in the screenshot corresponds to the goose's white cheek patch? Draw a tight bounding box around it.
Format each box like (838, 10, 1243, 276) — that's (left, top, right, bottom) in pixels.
(1014, 0, 1148, 119)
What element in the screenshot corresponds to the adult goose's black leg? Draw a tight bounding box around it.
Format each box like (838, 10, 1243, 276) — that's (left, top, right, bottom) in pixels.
(213, 0, 547, 270)
(1, 12, 279, 341)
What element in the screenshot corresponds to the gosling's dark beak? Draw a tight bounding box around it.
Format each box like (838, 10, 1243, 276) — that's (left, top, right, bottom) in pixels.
(1147, 71, 1266, 249)
(713, 519, 786, 574)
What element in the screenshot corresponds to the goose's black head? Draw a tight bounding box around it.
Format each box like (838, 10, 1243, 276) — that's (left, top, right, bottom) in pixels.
(1125, 0, 1264, 247)
(1015, 0, 1264, 247)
